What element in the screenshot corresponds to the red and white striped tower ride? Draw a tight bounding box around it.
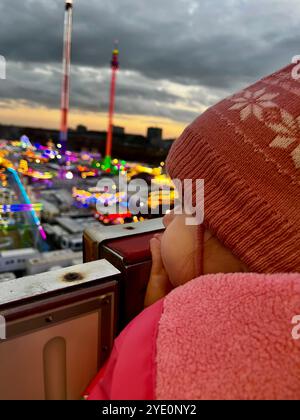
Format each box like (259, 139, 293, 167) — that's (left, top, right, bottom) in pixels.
(104, 41, 120, 166)
(60, 0, 73, 156)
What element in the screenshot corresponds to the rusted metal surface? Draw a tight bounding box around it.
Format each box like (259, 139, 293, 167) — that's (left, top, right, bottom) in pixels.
(0, 260, 120, 307)
(62, 272, 84, 282)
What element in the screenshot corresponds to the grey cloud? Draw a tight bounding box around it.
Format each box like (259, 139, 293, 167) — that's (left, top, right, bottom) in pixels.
(0, 62, 200, 122)
(0, 0, 300, 124)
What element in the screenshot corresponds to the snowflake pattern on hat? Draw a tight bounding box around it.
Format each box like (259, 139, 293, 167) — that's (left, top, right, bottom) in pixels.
(229, 88, 279, 121)
(268, 110, 300, 169)
(228, 82, 300, 169)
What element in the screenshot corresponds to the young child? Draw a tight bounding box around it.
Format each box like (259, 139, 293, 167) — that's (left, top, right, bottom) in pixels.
(86, 63, 300, 400)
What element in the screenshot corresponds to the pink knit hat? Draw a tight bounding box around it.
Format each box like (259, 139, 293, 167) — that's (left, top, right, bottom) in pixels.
(167, 64, 300, 273)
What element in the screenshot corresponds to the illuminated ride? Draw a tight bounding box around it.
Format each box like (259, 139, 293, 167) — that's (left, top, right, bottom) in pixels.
(60, 0, 74, 156)
(18, 160, 53, 181)
(0, 204, 43, 213)
(5, 168, 47, 245)
(102, 42, 120, 170)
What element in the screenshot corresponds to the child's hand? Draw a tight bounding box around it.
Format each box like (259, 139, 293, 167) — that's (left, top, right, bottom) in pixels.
(144, 234, 174, 308)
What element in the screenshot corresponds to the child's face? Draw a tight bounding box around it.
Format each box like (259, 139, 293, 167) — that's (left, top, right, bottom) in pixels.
(161, 210, 249, 288)
(161, 210, 198, 288)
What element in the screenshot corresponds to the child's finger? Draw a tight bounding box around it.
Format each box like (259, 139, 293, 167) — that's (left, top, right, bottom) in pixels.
(153, 233, 163, 241)
(150, 238, 164, 275)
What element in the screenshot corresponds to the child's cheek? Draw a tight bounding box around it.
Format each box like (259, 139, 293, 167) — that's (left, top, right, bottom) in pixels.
(160, 229, 182, 288)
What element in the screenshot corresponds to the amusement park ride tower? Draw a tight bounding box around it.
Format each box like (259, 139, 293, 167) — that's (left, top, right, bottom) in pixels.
(58, 0, 120, 167)
(60, 0, 73, 156)
(104, 42, 120, 168)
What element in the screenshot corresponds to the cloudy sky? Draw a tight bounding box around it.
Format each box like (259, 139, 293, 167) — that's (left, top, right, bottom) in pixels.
(0, 0, 300, 138)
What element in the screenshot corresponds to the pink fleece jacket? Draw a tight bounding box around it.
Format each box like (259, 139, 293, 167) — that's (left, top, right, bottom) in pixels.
(87, 273, 300, 400)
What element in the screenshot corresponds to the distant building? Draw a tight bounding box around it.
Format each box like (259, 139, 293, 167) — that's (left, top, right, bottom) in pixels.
(43, 224, 69, 248)
(0, 123, 173, 164)
(0, 248, 39, 273)
(26, 250, 83, 275)
(162, 139, 175, 151)
(122, 134, 148, 148)
(40, 199, 60, 222)
(113, 126, 125, 136)
(76, 125, 88, 134)
(41, 189, 73, 210)
(147, 127, 163, 146)
(60, 234, 83, 252)
(55, 216, 99, 235)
